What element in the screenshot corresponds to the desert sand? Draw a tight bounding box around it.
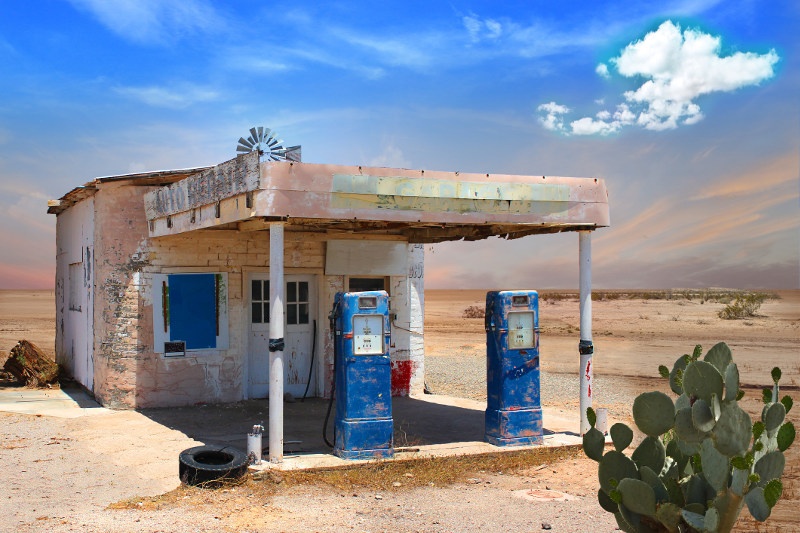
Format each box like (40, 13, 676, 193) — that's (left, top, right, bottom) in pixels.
(1, 288, 798, 532)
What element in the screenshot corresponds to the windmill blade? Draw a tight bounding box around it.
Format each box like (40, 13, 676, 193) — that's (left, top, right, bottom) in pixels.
(285, 145, 302, 162)
(235, 126, 298, 160)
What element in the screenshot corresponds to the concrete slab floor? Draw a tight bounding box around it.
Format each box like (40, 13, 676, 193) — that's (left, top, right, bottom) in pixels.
(0, 381, 590, 472)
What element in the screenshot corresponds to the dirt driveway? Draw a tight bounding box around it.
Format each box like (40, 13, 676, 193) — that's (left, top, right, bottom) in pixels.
(1, 383, 617, 533)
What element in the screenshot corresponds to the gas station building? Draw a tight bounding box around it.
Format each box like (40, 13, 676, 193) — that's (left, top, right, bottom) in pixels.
(48, 150, 609, 459)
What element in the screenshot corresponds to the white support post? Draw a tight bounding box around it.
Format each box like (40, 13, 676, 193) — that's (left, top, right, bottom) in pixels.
(269, 222, 285, 463)
(579, 230, 594, 436)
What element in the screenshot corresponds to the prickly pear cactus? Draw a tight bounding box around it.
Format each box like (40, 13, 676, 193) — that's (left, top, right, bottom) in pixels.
(582, 342, 795, 533)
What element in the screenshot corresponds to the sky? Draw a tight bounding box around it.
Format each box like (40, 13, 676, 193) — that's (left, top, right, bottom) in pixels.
(0, 0, 797, 290)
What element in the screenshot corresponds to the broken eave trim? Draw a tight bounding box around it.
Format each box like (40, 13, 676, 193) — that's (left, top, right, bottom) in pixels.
(94, 167, 212, 184)
(47, 167, 214, 216)
(47, 185, 98, 215)
(143, 152, 259, 220)
(405, 222, 603, 243)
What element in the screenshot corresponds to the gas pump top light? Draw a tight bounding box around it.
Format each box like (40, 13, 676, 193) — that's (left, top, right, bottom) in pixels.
(511, 295, 529, 306)
(358, 296, 377, 308)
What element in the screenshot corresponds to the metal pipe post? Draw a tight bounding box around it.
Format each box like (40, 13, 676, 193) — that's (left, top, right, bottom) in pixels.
(269, 222, 285, 462)
(579, 230, 593, 435)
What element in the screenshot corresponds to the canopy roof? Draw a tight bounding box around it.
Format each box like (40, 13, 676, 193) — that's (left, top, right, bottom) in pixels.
(53, 152, 609, 243)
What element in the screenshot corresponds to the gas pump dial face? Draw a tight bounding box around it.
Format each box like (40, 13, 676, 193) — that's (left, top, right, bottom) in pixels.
(507, 311, 535, 349)
(352, 314, 385, 355)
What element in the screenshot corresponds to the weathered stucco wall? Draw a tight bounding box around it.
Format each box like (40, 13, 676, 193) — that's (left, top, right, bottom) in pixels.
(92, 182, 152, 408)
(54, 196, 94, 390)
(388, 243, 425, 396)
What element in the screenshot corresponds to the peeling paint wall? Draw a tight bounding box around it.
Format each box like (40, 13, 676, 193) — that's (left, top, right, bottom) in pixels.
(92, 182, 152, 408)
(388, 244, 425, 396)
(321, 274, 345, 398)
(54, 196, 94, 390)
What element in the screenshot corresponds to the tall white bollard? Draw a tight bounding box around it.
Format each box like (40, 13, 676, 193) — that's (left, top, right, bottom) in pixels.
(579, 231, 593, 436)
(269, 222, 285, 462)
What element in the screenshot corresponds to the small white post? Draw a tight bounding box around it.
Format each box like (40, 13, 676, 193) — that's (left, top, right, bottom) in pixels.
(269, 222, 285, 462)
(579, 230, 593, 435)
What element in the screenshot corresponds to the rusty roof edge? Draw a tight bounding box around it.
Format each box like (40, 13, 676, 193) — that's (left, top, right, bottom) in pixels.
(47, 184, 98, 215)
(93, 166, 212, 183)
(47, 166, 214, 215)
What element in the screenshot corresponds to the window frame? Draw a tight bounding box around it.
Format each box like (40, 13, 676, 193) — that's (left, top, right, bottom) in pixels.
(153, 272, 229, 355)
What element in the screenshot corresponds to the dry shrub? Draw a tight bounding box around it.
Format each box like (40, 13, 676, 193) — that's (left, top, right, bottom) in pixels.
(718, 293, 767, 319)
(462, 306, 485, 318)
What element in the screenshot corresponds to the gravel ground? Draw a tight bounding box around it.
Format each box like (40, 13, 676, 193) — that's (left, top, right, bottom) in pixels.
(425, 355, 640, 421)
(2, 358, 626, 533)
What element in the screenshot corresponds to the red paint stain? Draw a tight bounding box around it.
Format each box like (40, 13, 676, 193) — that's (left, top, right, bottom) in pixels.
(588, 384, 592, 398)
(585, 360, 592, 379)
(391, 360, 413, 397)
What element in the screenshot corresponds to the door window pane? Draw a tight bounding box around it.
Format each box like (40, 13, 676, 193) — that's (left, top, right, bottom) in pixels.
(287, 282, 297, 303)
(299, 303, 309, 324)
(287, 303, 297, 325)
(251, 279, 269, 324)
(299, 281, 308, 302)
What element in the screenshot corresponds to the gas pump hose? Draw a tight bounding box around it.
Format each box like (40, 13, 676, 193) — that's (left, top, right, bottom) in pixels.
(300, 320, 317, 402)
(323, 300, 339, 448)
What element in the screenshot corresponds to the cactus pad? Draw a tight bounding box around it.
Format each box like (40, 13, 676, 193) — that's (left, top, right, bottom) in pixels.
(598, 450, 639, 494)
(618, 478, 656, 516)
(713, 401, 752, 457)
(632, 436, 666, 474)
(610, 422, 634, 452)
(583, 426, 605, 461)
(632, 391, 675, 437)
(683, 360, 724, 404)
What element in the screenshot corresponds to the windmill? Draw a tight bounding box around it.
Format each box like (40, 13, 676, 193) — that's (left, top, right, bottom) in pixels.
(236, 127, 301, 162)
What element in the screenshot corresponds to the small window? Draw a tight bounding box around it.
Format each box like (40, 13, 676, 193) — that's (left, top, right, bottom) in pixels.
(153, 273, 229, 353)
(286, 281, 309, 325)
(251, 279, 270, 324)
(348, 277, 387, 292)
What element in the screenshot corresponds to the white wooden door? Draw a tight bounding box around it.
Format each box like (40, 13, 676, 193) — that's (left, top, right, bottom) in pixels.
(248, 274, 316, 399)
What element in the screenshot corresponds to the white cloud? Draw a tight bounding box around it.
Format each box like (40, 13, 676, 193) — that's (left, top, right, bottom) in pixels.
(463, 14, 503, 43)
(68, 0, 222, 44)
(537, 102, 570, 132)
(367, 143, 412, 169)
(596, 63, 610, 78)
(330, 29, 432, 69)
(538, 20, 779, 135)
(115, 84, 219, 109)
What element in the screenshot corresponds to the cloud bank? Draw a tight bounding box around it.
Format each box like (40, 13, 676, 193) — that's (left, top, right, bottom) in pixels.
(68, 0, 221, 44)
(538, 20, 779, 135)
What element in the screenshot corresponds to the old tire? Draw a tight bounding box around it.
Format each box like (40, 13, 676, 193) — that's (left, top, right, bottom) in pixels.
(179, 445, 248, 487)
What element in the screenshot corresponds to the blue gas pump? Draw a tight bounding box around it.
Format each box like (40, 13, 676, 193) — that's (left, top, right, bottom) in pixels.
(485, 290, 543, 446)
(332, 291, 394, 459)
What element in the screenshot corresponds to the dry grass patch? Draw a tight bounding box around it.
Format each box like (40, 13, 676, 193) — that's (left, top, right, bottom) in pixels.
(109, 446, 583, 511)
(282, 446, 582, 492)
